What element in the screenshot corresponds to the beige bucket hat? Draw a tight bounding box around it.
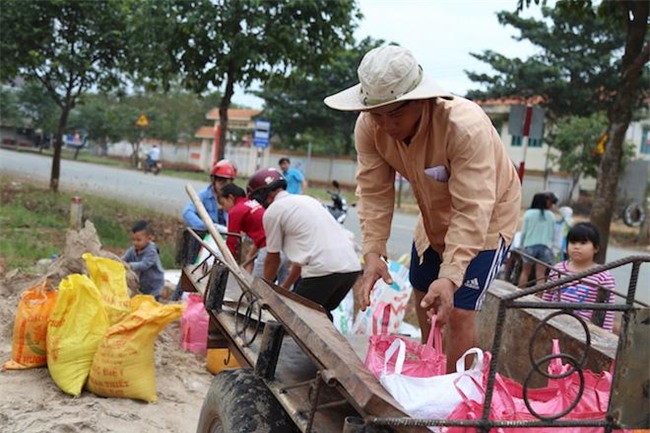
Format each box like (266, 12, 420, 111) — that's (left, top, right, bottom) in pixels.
(324, 45, 450, 112)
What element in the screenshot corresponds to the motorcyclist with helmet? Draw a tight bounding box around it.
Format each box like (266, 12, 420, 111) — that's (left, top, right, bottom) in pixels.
(172, 159, 237, 301)
(247, 168, 361, 318)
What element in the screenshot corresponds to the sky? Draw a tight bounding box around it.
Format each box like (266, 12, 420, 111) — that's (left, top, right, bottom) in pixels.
(231, 0, 544, 109)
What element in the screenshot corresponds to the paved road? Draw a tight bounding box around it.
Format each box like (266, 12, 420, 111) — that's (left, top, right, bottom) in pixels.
(2, 148, 648, 303)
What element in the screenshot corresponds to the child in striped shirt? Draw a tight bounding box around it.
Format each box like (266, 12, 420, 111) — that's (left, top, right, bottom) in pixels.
(542, 222, 616, 331)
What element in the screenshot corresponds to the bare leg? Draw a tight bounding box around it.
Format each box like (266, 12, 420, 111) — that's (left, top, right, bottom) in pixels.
(414, 290, 432, 344)
(518, 262, 532, 288)
(535, 263, 547, 284)
(447, 308, 477, 373)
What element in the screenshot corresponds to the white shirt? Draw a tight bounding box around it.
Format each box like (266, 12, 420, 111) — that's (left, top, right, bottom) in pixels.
(148, 147, 160, 161)
(264, 191, 361, 278)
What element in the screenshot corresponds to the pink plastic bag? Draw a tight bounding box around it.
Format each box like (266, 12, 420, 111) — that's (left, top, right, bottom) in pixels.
(364, 302, 446, 379)
(180, 294, 209, 355)
(445, 341, 630, 433)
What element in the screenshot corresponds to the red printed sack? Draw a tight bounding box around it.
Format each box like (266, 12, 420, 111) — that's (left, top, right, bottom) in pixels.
(364, 302, 446, 379)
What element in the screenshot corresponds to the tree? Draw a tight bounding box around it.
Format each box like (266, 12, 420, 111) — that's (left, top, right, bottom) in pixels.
(548, 112, 635, 199)
(128, 0, 361, 160)
(255, 38, 384, 155)
(590, 1, 648, 263)
(466, 0, 649, 262)
(0, 0, 128, 192)
(466, 4, 629, 122)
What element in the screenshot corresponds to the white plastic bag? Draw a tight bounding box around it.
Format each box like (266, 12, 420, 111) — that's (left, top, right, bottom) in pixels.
(351, 258, 412, 335)
(379, 340, 485, 421)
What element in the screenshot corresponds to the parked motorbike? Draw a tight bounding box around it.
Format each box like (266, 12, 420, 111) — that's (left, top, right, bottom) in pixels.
(143, 156, 162, 175)
(324, 180, 349, 224)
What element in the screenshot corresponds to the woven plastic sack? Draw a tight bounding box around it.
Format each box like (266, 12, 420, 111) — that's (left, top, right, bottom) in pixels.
(87, 295, 183, 402)
(3, 280, 58, 370)
(47, 274, 109, 396)
(180, 293, 209, 355)
(83, 253, 130, 325)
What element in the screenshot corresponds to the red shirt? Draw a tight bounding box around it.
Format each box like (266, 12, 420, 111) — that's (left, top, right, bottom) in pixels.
(226, 197, 266, 256)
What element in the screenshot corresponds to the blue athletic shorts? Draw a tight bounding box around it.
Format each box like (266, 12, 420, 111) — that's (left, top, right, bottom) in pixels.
(409, 238, 509, 311)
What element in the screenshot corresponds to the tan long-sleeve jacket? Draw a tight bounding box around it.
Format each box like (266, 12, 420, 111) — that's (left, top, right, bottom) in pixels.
(355, 96, 521, 288)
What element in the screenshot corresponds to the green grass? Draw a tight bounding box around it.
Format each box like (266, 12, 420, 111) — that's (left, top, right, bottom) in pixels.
(1, 175, 182, 273)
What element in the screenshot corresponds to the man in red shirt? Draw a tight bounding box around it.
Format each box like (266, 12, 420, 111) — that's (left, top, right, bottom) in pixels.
(218, 183, 287, 281)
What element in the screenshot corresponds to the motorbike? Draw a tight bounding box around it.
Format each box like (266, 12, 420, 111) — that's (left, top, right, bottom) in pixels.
(323, 180, 349, 224)
(143, 155, 162, 175)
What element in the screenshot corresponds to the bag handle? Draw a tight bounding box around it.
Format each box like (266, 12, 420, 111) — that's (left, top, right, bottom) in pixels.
(455, 347, 484, 373)
(371, 302, 391, 336)
(382, 338, 406, 376)
(426, 314, 444, 351)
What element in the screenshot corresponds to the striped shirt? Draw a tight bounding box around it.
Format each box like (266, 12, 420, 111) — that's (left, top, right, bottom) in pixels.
(542, 261, 616, 331)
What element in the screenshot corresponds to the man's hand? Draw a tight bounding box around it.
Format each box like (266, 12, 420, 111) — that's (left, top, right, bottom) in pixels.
(420, 278, 456, 323)
(359, 253, 392, 311)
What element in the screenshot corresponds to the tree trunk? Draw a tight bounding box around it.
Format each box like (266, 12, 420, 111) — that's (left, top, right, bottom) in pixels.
(218, 63, 236, 162)
(590, 1, 649, 265)
(590, 1, 648, 327)
(638, 193, 650, 245)
(50, 105, 71, 193)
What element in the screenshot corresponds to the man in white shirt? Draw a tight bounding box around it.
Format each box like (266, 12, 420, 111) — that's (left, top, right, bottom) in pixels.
(247, 168, 361, 317)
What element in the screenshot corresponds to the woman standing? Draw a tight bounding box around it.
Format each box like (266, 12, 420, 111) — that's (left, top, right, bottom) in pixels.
(518, 192, 557, 288)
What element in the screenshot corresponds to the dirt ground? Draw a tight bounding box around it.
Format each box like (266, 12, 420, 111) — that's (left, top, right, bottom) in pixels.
(0, 225, 214, 433)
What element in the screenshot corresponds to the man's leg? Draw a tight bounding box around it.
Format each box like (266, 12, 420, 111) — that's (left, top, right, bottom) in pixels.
(446, 308, 478, 373)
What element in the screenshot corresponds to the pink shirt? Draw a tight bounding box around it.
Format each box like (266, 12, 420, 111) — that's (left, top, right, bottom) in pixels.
(542, 261, 616, 332)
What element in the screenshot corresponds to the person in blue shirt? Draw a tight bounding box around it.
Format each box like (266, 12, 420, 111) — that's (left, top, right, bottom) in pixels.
(122, 220, 165, 301)
(279, 157, 307, 194)
(173, 159, 237, 301)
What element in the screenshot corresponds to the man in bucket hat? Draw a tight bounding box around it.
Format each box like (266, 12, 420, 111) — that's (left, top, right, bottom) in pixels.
(325, 45, 521, 372)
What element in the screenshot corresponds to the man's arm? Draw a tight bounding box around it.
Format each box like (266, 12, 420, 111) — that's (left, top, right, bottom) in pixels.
(263, 251, 281, 281)
(182, 201, 206, 230)
(354, 114, 396, 309)
(280, 263, 301, 289)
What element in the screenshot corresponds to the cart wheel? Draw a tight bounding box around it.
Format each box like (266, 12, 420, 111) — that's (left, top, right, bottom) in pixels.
(196, 369, 297, 433)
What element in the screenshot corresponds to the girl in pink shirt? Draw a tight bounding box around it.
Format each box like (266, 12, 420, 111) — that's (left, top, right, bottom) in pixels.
(542, 222, 616, 331)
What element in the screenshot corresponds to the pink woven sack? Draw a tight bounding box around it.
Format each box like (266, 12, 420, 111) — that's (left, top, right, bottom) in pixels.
(364, 302, 446, 379)
(180, 294, 209, 355)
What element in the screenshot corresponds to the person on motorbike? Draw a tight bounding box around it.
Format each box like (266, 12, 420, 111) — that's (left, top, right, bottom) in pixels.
(248, 168, 361, 318)
(145, 144, 161, 173)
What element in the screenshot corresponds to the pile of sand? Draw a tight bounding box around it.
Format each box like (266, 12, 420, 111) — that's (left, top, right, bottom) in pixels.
(0, 223, 214, 433)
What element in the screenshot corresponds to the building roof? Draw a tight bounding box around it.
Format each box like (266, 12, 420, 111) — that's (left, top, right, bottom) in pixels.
(206, 108, 262, 121)
(475, 95, 546, 107)
(194, 126, 215, 139)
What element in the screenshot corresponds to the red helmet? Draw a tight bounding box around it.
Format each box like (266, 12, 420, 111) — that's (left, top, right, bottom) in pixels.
(210, 159, 237, 179)
(247, 168, 287, 206)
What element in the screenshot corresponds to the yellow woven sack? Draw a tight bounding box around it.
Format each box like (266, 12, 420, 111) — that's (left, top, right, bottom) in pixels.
(83, 253, 130, 325)
(87, 295, 183, 402)
(3, 280, 57, 370)
(47, 274, 109, 396)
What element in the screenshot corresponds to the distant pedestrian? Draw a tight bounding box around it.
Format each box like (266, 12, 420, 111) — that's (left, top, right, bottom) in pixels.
(122, 220, 165, 301)
(279, 157, 307, 194)
(518, 192, 557, 288)
(542, 222, 616, 331)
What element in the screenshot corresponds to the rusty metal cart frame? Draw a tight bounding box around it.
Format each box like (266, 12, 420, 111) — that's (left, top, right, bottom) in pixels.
(180, 183, 649, 432)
